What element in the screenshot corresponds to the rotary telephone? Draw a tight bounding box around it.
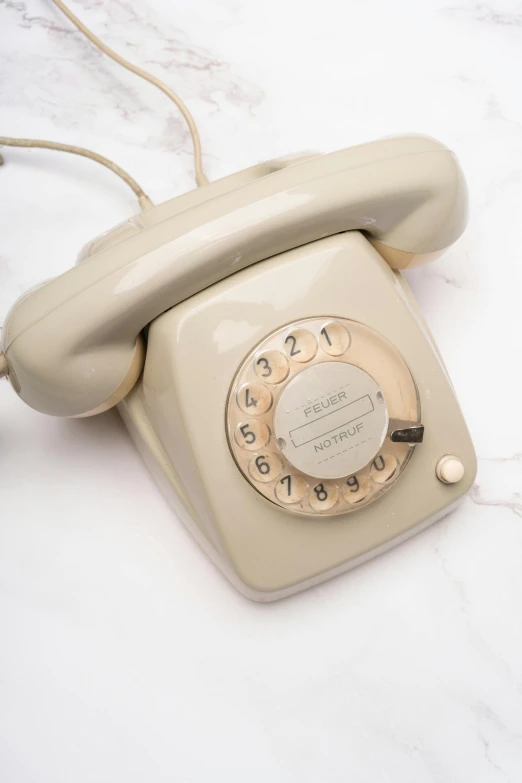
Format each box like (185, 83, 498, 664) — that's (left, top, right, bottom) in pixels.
(0, 1, 476, 601)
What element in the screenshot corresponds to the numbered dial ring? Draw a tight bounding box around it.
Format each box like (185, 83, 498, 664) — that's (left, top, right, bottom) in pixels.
(226, 317, 422, 516)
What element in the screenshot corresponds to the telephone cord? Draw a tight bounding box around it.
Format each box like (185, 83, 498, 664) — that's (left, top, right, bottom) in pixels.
(0, 0, 209, 213)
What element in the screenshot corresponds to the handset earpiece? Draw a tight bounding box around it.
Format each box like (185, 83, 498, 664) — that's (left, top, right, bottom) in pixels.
(1, 134, 467, 418)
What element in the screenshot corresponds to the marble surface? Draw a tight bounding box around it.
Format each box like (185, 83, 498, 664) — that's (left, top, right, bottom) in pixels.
(1, 1, 522, 781)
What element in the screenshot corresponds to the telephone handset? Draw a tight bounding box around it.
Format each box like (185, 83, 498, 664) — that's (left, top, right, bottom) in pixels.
(3, 135, 464, 416)
(1, 134, 476, 599)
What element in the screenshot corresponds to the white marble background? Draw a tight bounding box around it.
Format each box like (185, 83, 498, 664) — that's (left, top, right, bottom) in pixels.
(1, 1, 522, 781)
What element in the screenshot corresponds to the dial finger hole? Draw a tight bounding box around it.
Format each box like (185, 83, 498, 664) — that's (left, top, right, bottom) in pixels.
(319, 321, 351, 356)
(342, 473, 371, 504)
(254, 351, 289, 384)
(275, 473, 308, 504)
(284, 329, 317, 363)
(309, 481, 339, 512)
(236, 383, 272, 415)
(248, 452, 283, 483)
(235, 420, 270, 451)
(371, 453, 398, 484)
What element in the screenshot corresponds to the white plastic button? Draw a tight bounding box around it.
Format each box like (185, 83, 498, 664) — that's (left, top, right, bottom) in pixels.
(436, 455, 464, 484)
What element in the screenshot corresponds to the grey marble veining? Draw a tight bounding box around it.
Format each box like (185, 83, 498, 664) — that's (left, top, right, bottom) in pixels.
(1, 1, 521, 781)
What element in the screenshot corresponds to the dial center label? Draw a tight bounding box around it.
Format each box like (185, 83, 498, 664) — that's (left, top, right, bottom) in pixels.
(274, 361, 388, 479)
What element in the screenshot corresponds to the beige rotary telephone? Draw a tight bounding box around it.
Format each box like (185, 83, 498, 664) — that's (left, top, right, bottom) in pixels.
(1, 1, 476, 601)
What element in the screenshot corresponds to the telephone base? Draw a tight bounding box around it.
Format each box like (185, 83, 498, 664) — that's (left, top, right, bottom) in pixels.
(117, 230, 476, 601)
(118, 387, 464, 601)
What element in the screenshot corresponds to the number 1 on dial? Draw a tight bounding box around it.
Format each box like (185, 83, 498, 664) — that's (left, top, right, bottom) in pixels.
(320, 327, 332, 346)
(319, 322, 350, 355)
